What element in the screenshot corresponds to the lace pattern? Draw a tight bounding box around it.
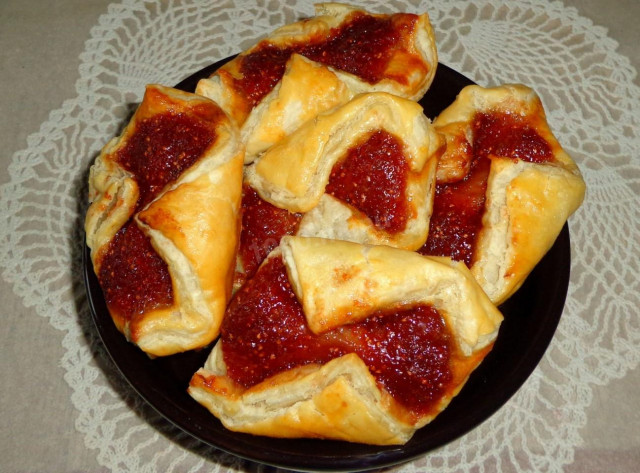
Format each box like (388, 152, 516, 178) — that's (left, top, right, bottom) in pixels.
(1, 0, 639, 471)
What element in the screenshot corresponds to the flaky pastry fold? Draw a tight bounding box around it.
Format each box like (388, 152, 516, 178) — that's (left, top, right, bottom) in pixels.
(280, 236, 502, 353)
(240, 54, 354, 163)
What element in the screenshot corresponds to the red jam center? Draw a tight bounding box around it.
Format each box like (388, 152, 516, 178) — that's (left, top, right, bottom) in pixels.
(221, 255, 453, 417)
(326, 130, 411, 234)
(420, 155, 490, 267)
(98, 221, 173, 319)
(237, 185, 302, 285)
(116, 111, 217, 209)
(236, 13, 417, 107)
(420, 111, 554, 266)
(99, 111, 218, 319)
(473, 111, 554, 163)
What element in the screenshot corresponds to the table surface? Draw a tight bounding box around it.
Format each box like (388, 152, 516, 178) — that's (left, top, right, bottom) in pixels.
(1, 1, 639, 472)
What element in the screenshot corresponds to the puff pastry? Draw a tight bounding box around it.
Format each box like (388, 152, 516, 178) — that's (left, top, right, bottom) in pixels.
(85, 84, 244, 356)
(196, 2, 438, 126)
(188, 236, 503, 445)
(246, 92, 443, 250)
(419, 84, 586, 305)
(241, 53, 354, 164)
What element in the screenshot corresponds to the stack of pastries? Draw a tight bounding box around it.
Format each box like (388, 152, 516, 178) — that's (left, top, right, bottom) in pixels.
(85, 3, 585, 445)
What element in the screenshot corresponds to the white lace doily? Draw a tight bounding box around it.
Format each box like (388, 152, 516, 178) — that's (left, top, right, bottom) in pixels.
(1, 0, 639, 471)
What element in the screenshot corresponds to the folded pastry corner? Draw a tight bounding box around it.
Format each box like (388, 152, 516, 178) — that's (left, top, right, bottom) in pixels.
(240, 53, 354, 164)
(280, 236, 502, 354)
(85, 84, 244, 356)
(188, 236, 502, 445)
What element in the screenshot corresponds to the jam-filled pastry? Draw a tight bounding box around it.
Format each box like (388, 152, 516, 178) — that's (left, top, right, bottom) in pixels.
(84, 84, 244, 356)
(241, 53, 354, 164)
(419, 84, 586, 305)
(196, 2, 438, 126)
(188, 236, 503, 445)
(245, 92, 444, 251)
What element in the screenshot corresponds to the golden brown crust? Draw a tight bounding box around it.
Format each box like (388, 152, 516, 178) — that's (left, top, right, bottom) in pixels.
(84, 84, 244, 356)
(189, 349, 417, 445)
(188, 237, 503, 444)
(433, 84, 586, 304)
(246, 92, 443, 250)
(195, 2, 438, 126)
(240, 54, 354, 164)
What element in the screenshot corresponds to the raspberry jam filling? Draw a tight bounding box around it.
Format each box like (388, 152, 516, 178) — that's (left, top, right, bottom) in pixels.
(237, 185, 302, 286)
(326, 129, 411, 234)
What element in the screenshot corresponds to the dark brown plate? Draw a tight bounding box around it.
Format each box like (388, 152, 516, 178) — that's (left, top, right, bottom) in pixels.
(84, 60, 570, 471)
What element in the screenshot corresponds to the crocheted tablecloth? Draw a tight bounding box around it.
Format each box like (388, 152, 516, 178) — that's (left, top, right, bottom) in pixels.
(1, 1, 639, 471)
